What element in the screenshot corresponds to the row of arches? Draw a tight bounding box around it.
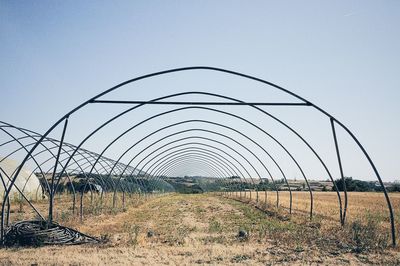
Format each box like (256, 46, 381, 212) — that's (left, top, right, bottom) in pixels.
(0, 67, 395, 246)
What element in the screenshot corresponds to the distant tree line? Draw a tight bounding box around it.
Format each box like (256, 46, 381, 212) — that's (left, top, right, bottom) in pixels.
(332, 177, 400, 192)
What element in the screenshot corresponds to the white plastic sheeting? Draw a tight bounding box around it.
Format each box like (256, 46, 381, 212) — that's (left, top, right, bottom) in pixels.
(0, 157, 43, 200)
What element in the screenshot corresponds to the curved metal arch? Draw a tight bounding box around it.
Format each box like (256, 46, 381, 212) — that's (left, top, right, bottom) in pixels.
(102, 101, 328, 221)
(36, 93, 308, 220)
(156, 161, 227, 193)
(0, 122, 136, 194)
(155, 157, 228, 183)
(129, 147, 238, 201)
(0, 169, 11, 226)
(49, 92, 288, 193)
(92, 107, 306, 211)
(0, 165, 44, 221)
(149, 151, 244, 197)
(2, 97, 311, 220)
(159, 161, 231, 192)
(137, 144, 245, 181)
(131, 131, 258, 182)
(42, 132, 139, 197)
(0, 124, 114, 215)
(82, 85, 339, 227)
(114, 133, 255, 197)
(135, 145, 244, 196)
(0, 122, 136, 224)
(132, 129, 278, 204)
(86, 90, 383, 227)
(0, 123, 106, 199)
(156, 155, 244, 196)
(104, 148, 234, 213)
(165, 165, 216, 178)
(0, 127, 51, 221)
(173, 163, 236, 190)
(130, 141, 249, 198)
(126, 135, 259, 196)
(76, 104, 317, 217)
(148, 158, 236, 197)
(164, 165, 227, 193)
(83, 105, 274, 185)
(0, 124, 53, 193)
(3, 66, 394, 245)
(146, 150, 254, 202)
(105, 120, 257, 194)
(146, 147, 240, 179)
(147, 151, 235, 181)
(155, 157, 228, 184)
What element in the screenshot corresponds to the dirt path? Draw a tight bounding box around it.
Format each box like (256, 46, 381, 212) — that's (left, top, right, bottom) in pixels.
(0, 194, 399, 265)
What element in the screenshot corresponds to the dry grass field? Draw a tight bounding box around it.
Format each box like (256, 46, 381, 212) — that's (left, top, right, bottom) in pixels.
(246, 191, 400, 241)
(259, 190, 400, 222)
(0, 192, 400, 265)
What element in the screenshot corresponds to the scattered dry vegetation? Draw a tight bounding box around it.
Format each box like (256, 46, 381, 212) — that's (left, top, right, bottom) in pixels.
(1, 192, 400, 265)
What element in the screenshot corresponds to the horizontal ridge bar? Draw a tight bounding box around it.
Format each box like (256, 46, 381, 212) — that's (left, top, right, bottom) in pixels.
(91, 100, 311, 106)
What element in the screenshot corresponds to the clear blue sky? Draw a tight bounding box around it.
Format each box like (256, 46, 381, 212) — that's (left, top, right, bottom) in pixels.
(1, 1, 399, 181)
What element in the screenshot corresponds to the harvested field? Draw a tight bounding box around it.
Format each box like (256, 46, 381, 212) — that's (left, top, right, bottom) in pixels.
(1, 193, 400, 265)
(260, 191, 400, 221)
(246, 191, 400, 242)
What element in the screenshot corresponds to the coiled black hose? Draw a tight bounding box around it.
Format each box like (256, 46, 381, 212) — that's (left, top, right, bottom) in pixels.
(3, 220, 99, 247)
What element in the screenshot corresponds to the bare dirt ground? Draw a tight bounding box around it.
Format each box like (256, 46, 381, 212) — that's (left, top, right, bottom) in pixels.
(1, 193, 400, 265)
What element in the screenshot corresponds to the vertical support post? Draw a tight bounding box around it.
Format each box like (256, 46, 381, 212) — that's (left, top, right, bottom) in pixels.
(72, 192, 76, 215)
(122, 190, 125, 209)
(264, 189, 267, 208)
(330, 117, 347, 226)
(335, 120, 396, 246)
(48, 117, 69, 225)
(256, 188, 259, 203)
(276, 189, 279, 210)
